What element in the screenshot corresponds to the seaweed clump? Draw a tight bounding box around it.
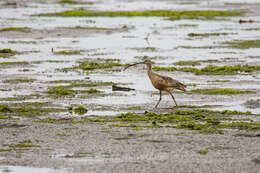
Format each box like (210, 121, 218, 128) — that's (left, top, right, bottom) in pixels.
(35, 10, 242, 20)
(153, 64, 260, 75)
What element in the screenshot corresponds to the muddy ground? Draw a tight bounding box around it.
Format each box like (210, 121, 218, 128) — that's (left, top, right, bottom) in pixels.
(0, 0, 260, 172)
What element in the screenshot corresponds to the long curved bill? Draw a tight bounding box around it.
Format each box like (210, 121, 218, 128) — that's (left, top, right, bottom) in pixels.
(123, 62, 145, 71)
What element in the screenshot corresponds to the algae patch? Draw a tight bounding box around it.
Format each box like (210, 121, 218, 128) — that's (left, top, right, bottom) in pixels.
(0, 61, 29, 65)
(3, 78, 35, 84)
(0, 48, 17, 58)
(77, 58, 123, 71)
(53, 50, 82, 55)
(0, 27, 31, 32)
(188, 88, 254, 95)
(188, 32, 233, 37)
(47, 85, 74, 96)
(0, 104, 66, 118)
(153, 64, 260, 75)
(35, 10, 241, 20)
(225, 40, 260, 49)
(36, 109, 258, 134)
(196, 149, 208, 155)
(74, 105, 88, 115)
(58, 0, 94, 5)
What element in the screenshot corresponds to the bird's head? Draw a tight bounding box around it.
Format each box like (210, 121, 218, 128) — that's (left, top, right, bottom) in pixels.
(123, 59, 154, 71)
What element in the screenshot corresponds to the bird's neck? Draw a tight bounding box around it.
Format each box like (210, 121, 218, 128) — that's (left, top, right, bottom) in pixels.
(146, 64, 152, 71)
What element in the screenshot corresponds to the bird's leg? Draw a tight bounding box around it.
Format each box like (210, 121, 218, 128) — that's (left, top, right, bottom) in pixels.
(155, 90, 162, 108)
(168, 92, 178, 106)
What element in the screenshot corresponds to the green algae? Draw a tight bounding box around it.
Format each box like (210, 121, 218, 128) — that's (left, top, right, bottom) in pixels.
(0, 104, 66, 118)
(35, 108, 259, 134)
(174, 105, 219, 109)
(196, 149, 208, 155)
(74, 105, 88, 114)
(209, 80, 230, 82)
(35, 10, 242, 20)
(188, 88, 254, 95)
(85, 88, 100, 93)
(179, 24, 198, 27)
(225, 39, 260, 49)
(3, 78, 35, 83)
(47, 85, 74, 96)
(56, 133, 69, 136)
(54, 50, 81, 55)
(0, 61, 29, 65)
(59, 58, 123, 72)
(188, 32, 231, 37)
(0, 94, 41, 101)
(0, 48, 17, 58)
(244, 28, 260, 31)
(173, 61, 201, 66)
(8, 40, 37, 44)
(173, 60, 219, 66)
(0, 49, 15, 54)
(0, 148, 12, 152)
(177, 45, 225, 49)
(153, 64, 260, 75)
(0, 104, 12, 112)
(0, 27, 31, 32)
(47, 81, 109, 97)
(131, 47, 158, 52)
(48, 79, 116, 87)
(59, 26, 120, 30)
(7, 140, 40, 150)
(77, 59, 123, 71)
(58, 0, 94, 4)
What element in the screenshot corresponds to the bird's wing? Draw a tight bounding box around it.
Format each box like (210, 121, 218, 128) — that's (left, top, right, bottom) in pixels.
(159, 75, 186, 91)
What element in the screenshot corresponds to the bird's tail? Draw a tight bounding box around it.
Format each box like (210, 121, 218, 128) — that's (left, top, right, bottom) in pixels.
(177, 82, 186, 92)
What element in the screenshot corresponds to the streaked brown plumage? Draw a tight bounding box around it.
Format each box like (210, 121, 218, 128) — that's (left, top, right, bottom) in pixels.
(124, 60, 186, 108)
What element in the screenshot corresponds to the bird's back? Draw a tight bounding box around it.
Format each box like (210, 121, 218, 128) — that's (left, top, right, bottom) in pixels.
(148, 71, 186, 92)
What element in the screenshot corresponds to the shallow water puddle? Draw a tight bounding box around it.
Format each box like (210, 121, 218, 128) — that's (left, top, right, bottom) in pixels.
(0, 166, 69, 173)
(52, 152, 168, 165)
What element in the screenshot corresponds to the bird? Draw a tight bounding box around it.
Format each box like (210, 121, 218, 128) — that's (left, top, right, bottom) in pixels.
(124, 59, 186, 108)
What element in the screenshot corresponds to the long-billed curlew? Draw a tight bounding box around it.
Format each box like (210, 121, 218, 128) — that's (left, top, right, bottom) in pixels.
(124, 60, 186, 108)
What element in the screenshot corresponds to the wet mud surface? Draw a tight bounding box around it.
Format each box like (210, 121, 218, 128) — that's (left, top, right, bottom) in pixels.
(0, 0, 260, 172)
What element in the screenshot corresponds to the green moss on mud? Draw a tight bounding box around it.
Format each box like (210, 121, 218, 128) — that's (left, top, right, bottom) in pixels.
(78, 59, 123, 71)
(188, 32, 231, 37)
(85, 88, 100, 93)
(74, 105, 88, 114)
(0, 104, 66, 118)
(0, 61, 29, 65)
(173, 61, 201, 66)
(56, 133, 69, 136)
(48, 80, 115, 87)
(0, 94, 41, 101)
(0, 148, 12, 152)
(3, 78, 35, 83)
(47, 85, 74, 96)
(131, 47, 158, 52)
(54, 50, 81, 55)
(59, 26, 119, 31)
(7, 140, 40, 150)
(47, 82, 106, 97)
(225, 40, 260, 49)
(196, 149, 208, 154)
(0, 49, 15, 54)
(35, 108, 259, 133)
(58, 0, 94, 4)
(0, 48, 17, 58)
(153, 64, 260, 75)
(189, 88, 254, 95)
(35, 10, 241, 20)
(0, 27, 31, 32)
